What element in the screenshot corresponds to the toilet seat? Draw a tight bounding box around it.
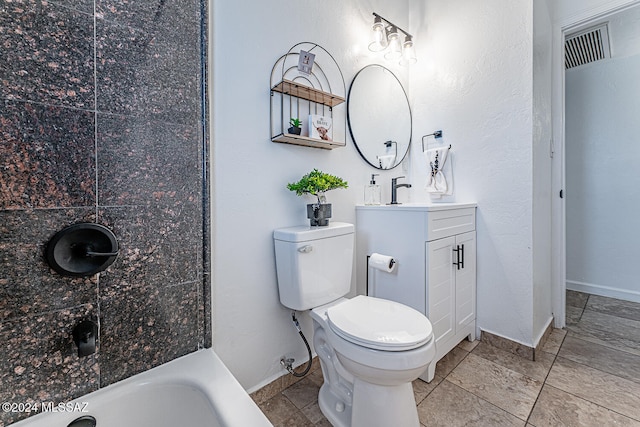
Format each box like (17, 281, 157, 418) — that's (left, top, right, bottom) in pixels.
(327, 295, 433, 351)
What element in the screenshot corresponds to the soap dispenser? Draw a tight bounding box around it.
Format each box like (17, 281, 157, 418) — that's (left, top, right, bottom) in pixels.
(364, 174, 381, 205)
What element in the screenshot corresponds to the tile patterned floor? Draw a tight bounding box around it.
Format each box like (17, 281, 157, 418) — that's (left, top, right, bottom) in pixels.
(259, 291, 640, 426)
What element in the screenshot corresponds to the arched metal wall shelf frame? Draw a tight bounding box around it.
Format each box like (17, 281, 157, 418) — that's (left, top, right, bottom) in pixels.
(270, 42, 346, 150)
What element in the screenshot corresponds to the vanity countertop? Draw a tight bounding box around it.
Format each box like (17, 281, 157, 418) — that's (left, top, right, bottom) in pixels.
(356, 202, 477, 212)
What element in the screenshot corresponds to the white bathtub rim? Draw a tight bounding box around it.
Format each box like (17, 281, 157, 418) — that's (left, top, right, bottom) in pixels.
(9, 348, 273, 427)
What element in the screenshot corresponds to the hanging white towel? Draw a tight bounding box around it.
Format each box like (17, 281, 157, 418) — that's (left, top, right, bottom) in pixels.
(424, 146, 452, 198)
(378, 155, 396, 170)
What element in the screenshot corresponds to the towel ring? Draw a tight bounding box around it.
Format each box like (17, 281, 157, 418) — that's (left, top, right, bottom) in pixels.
(422, 130, 450, 152)
(377, 141, 398, 168)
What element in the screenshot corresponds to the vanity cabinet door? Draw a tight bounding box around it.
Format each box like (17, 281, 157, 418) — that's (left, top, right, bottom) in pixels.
(455, 231, 476, 328)
(427, 236, 456, 345)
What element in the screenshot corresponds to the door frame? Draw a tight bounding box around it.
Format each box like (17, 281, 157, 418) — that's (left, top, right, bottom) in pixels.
(550, 0, 640, 328)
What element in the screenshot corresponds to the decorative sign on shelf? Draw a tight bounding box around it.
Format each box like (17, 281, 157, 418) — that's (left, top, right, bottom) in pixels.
(297, 50, 315, 75)
(309, 114, 333, 141)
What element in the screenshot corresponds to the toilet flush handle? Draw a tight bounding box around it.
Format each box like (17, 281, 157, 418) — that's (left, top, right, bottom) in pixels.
(298, 245, 313, 253)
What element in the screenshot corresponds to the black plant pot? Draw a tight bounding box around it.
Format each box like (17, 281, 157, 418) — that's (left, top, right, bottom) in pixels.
(288, 126, 302, 135)
(307, 203, 332, 226)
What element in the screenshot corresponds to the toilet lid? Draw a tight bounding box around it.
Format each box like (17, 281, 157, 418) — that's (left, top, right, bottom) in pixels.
(327, 295, 433, 351)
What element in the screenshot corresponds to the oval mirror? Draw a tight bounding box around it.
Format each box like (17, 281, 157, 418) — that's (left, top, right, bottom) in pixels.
(347, 65, 412, 170)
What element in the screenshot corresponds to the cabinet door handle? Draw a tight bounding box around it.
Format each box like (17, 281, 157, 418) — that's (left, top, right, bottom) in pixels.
(452, 244, 465, 270)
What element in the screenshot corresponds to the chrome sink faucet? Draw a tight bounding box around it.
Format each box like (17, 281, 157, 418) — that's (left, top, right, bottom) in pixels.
(390, 176, 411, 204)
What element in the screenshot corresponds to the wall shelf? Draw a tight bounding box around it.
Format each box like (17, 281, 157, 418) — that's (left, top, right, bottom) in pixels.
(272, 133, 346, 150)
(270, 43, 346, 150)
(271, 80, 345, 107)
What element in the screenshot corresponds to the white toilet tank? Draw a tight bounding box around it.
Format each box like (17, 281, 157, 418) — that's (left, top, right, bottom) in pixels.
(274, 222, 354, 311)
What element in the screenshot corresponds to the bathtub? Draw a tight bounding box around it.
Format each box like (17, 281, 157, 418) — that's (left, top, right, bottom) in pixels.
(10, 349, 273, 427)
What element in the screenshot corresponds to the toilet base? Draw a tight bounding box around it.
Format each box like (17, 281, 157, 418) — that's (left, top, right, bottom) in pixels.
(318, 378, 419, 427)
(318, 383, 352, 427)
(351, 378, 419, 427)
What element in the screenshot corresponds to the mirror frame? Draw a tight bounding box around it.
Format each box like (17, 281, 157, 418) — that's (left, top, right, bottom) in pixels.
(347, 64, 412, 170)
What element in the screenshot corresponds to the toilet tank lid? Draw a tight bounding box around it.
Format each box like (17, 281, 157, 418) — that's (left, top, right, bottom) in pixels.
(274, 222, 354, 242)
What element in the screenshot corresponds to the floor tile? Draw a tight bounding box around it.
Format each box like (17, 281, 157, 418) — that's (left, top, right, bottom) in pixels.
(258, 394, 314, 427)
(586, 295, 640, 322)
(567, 290, 589, 309)
(413, 375, 444, 405)
(559, 335, 640, 384)
(529, 384, 640, 427)
(447, 353, 543, 420)
(300, 401, 326, 424)
(417, 380, 525, 427)
(435, 346, 469, 378)
(540, 328, 566, 355)
(482, 330, 535, 360)
(566, 305, 584, 325)
(546, 356, 640, 421)
(567, 309, 640, 356)
(472, 342, 554, 382)
(281, 377, 320, 410)
(457, 338, 480, 352)
(307, 368, 324, 388)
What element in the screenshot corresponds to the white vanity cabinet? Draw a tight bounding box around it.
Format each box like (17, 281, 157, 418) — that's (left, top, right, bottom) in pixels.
(355, 204, 477, 382)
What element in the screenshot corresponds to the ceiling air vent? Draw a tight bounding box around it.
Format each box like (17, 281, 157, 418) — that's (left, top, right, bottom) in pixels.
(565, 24, 611, 69)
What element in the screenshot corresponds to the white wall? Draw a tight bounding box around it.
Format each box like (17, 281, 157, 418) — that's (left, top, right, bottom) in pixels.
(532, 0, 554, 342)
(409, 0, 537, 346)
(211, 0, 411, 391)
(565, 54, 640, 302)
(212, 0, 554, 392)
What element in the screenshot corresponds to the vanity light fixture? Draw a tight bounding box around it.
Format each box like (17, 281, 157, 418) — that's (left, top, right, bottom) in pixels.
(368, 13, 416, 66)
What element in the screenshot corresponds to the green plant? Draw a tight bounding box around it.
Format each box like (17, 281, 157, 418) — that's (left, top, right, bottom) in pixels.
(289, 118, 302, 128)
(287, 169, 348, 204)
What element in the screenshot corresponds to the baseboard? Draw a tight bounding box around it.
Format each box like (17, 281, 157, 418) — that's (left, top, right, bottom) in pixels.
(567, 280, 640, 303)
(480, 330, 535, 360)
(533, 317, 554, 359)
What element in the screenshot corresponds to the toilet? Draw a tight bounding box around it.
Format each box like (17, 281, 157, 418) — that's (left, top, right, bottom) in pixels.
(274, 222, 435, 427)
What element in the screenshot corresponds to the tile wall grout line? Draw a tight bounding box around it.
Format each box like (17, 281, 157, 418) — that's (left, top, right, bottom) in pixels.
(92, 0, 101, 390)
(93, 0, 99, 217)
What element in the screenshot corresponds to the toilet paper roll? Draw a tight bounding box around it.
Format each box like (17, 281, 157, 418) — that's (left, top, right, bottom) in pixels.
(368, 253, 397, 273)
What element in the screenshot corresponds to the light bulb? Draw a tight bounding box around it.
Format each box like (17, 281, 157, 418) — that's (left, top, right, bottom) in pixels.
(399, 36, 417, 66)
(368, 17, 388, 52)
(384, 27, 402, 60)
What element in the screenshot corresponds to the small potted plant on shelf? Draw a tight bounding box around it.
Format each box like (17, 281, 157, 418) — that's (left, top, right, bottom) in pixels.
(288, 118, 302, 135)
(287, 169, 348, 226)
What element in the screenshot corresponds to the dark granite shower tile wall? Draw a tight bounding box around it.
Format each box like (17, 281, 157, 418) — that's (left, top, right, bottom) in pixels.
(95, 7, 201, 124)
(0, 0, 95, 109)
(0, 0, 208, 425)
(0, 100, 96, 209)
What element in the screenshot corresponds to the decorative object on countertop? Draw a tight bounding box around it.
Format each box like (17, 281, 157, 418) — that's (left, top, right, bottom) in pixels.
(288, 118, 302, 135)
(46, 223, 119, 277)
(348, 64, 411, 170)
(364, 173, 381, 206)
(287, 169, 348, 226)
(422, 131, 453, 198)
(270, 42, 346, 150)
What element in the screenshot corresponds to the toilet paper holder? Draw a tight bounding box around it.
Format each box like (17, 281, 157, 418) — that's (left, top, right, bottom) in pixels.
(365, 253, 397, 296)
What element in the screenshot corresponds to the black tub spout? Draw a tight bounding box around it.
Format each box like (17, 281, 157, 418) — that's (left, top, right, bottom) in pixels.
(72, 320, 98, 357)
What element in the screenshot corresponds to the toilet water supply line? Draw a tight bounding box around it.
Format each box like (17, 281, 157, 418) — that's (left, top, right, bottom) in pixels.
(280, 312, 313, 377)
